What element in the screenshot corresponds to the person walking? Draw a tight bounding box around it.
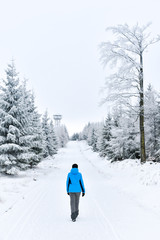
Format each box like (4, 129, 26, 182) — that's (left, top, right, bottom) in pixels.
(66, 163, 85, 222)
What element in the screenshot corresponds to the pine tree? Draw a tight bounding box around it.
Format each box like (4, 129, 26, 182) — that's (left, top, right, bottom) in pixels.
(0, 63, 45, 174)
(17, 86, 44, 168)
(42, 111, 51, 157)
(81, 123, 91, 140)
(99, 108, 139, 161)
(87, 126, 94, 146)
(108, 118, 124, 161)
(100, 115, 112, 157)
(0, 62, 23, 174)
(29, 93, 44, 162)
(49, 120, 58, 155)
(80, 122, 103, 152)
(42, 111, 58, 157)
(153, 97, 160, 160)
(91, 128, 98, 152)
(71, 133, 79, 141)
(145, 84, 158, 158)
(126, 119, 139, 159)
(55, 125, 69, 148)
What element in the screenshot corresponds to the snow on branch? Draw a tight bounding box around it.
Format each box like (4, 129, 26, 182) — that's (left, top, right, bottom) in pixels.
(0, 143, 23, 154)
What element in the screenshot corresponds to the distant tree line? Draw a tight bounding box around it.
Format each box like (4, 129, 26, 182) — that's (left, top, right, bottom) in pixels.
(80, 84, 160, 162)
(0, 62, 69, 175)
(71, 133, 79, 141)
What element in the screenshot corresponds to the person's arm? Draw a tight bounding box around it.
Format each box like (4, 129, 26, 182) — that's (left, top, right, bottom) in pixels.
(66, 174, 71, 194)
(79, 173, 85, 195)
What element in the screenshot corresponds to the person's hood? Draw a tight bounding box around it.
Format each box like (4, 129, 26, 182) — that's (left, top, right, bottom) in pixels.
(70, 168, 79, 175)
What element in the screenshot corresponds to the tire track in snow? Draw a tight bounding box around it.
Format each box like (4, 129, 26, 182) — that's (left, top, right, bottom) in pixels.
(2, 181, 47, 240)
(78, 142, 123, 240)
(93, 199, 124, 240)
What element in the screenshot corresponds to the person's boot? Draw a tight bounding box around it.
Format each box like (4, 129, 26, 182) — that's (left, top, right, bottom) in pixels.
(71, 212, 76, 222)
(75, 210, 79, 218)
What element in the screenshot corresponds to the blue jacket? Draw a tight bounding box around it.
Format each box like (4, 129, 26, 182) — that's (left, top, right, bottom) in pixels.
(66, 168, 85, 193)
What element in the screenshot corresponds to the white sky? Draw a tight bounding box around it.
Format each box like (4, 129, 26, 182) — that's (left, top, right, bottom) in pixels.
(0, 0, 160, 136)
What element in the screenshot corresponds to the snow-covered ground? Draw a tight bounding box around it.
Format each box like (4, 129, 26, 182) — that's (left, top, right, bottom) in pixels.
(0, 141, 160, 240)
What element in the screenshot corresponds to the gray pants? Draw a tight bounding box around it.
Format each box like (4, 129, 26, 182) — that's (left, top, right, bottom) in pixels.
(69, 192, 81, 220)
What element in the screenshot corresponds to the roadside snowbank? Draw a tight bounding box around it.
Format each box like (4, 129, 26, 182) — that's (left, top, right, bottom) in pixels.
(79, 141, 160, 216)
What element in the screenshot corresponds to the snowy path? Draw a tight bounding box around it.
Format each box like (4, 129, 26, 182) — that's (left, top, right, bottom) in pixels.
(0, 141, 160, 240)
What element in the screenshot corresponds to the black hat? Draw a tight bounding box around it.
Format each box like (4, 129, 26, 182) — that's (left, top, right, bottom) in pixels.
(72, 163, 78, 168)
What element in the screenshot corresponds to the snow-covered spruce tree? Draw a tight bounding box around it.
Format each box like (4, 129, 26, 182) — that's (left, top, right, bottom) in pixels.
(100, 114, 112, 158)
(0, 63, 44, 174)
(111, 107, 139, 160)
(107, 109, 125, 160)
(80, 122, 103, 152)
(0, 62, 23, 174)
(49, 120, 58, 155)
(42, 111, 58, 157)
(95, 123, 104, 152)
(100, 23, 160, 163)
(17, 84, 44, 169)
(90, 128, 98, 152)
(154, 99, 160, 160)
(28, 93, 44, 161)
(79, 122, 91, 140)
(87, 125, 94, 146)
(144, 84, 159, 158)
(54, 125, 69, 148)
(71, 133, 79, 141)
(125, 114, 139, 159)
(99, 105, 139, 161)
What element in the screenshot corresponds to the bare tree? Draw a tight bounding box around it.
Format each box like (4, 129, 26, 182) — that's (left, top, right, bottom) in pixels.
(100, 23, 160, 163)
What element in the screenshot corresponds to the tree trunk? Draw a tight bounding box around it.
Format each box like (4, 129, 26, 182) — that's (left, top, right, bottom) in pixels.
(139, 53, 146, 163)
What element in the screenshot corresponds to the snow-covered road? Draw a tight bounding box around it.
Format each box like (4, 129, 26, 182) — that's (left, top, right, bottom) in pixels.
(0, 141, 160, 240)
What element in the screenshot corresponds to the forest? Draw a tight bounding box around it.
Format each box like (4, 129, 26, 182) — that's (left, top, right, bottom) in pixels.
(0, 62, 69, 174)
(79, 24, 160, 163)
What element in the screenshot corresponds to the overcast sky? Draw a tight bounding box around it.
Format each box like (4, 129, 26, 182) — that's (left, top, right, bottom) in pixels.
(0, 0, 160, 136)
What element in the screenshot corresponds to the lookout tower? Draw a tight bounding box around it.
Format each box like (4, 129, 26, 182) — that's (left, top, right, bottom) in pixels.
(53, 115, 62, 127)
